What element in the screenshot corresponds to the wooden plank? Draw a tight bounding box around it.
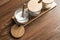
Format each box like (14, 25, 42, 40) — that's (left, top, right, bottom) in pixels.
(0, 0, 10, 6)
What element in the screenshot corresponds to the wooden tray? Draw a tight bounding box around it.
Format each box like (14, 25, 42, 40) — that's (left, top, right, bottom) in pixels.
(11, 3, 57, 38)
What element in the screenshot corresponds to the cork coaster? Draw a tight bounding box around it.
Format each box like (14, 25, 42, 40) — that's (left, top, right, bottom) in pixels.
(11, 25, 25, 38)
(0, 0, 10, 6)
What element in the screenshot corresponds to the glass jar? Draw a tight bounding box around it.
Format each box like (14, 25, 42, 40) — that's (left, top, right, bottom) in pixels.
(14, 8, 29, 24)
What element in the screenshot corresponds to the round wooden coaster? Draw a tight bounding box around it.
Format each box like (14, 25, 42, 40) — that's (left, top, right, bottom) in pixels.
(11, 25, 25, 38)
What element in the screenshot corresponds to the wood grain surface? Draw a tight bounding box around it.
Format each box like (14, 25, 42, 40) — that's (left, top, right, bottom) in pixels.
(0, 0, 60, 40)
(0, 0, 10, 6)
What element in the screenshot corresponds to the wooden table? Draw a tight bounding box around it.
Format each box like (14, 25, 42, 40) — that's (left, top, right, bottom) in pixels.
(0, 0, 60, 40)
